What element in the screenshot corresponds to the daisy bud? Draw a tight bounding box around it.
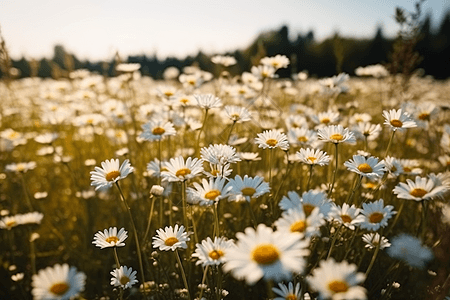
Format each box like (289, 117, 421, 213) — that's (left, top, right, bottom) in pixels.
(150, 185, 164, 196)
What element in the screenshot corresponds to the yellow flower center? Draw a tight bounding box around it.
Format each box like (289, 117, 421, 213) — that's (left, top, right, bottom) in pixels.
(328, 280, 349, 294)
(120, 276, 130, 285)
(418, 113, 429, 121)
(321, 118, 330, 124)
(175, 168, 191, 177)
(205, 190, 221, 200)
(208, 249, 224, 260)
(106, 170, 121, 181)
(87, 118, 94, 124)
(410, 188, 427, 198)
(390, 119, 403, 127)
(357, 163, 373, 173)
(330, 133, 343, 141)
(50, 282, 70, 295)
(240, 187, 256, 197)
(8, 132, 19, 139)
(164, 91, 174, 97)
(115, 132, 123, 137)
(266, 139, 278, 147)
(364, 182, 377, 189)
(252, 244, 280, 265)
(290, 220, 306, 233)
(308, 156, 317, 163)
(297, 136, 308, 142)
(210, 169, 220, 176)
(188, 80, 196, 85)
(106, 236, 119, 244)
(180, 98, 189, 104)
(303, 204, 315, 217)
(285, 294, 297, 300)
(152, 127, 166, 135)
(238, 88, 246, 94)
(341, 215, 352, 223)
(16, 164, 26, 172)
(6, 220, 16, 227)
(369, 212, 384, 223)
(165, 237, 179, 246)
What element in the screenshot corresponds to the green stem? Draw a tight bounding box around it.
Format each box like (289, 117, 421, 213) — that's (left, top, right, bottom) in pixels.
(196, 109, 209, 155)
(326, 224, 342, 260)
(346, 175, 363, 205)
(198, 265, 209, 300)
(328, 143, 339, 197)
(364, 228, 384, 280)
(213, 202, 220, 237)
(384, 130, 396, 158)
(386, 199, 405, 236)
(247, 200, 258, 227)
(175, 249, 191, 300)
(306, 165, 314, 191)
(143, 195, 157, 245)
(182, 181, 189, 231)
(113, 247, 121, 268)
(226, 121, 236, 144)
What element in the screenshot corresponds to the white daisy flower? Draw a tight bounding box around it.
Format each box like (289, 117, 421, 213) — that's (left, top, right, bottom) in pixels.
(90, 159, 134, 190)
(34, 132, 59, 144)
(297, 148, 330, 166)
(5, 161, 37, 173)
(387, 234, 433, 269)
(255, 130, 289, 150)
(349, 113, 372, 124)
(382, 108, 417, 132)
(362, 233, 391, 250)
(360, 199, 396, 231)
(393, 176, 447, 201)
(285, 115, 308, 130)
(200, 144, 241, 166)
(116, 63, 140, 72)
(275, 206, 324, 238)
(188, 177, 231, 206)
(317, 125, 356, 144)
(260, 55, 290, 69)
(352, 122, 382, 141)
(237, 152, 261, 161)
(225, 175, 270, 202)
(110, 266, 138, 289)
(161, 156, 204, 182)
(344, 155, 385, 180)
(223, 224, 310, 285)
(211, 55, 237, 67)
(287, 127, 319, 148)
(272, 282, 302, 300)
(251, 65, 276, 80)
(398, 159, 422, 175)
(152, 224, 190, 251)
(224, 105, 252, 123)
(279, 190, 333, 218)
(194, 94, 223, 109)
(307, 258, 366, 300)
(140, 120, 176, 141)
(0, 215, 23, 230)
(311, 110, 340, 126)
(382, 156, 403, 177)
(19, 211, 44, 225)
(438, 155, 450, 168)
(146, 158, 168, 178)
(92, 227, 128, 249)
(192, 236, 234, 266)
(32, 264, 86, 300)
(329, 203, 365, 230)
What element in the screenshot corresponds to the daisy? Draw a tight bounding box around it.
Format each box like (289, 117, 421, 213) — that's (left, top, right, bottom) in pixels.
(272, 282, 302, 300)
(172, 94, 196, 107)
(225, 175, 270, 202)
(90, 159, 134, 190)
(20, 211, 44, 225)
(285, 115, 308, 130)
(279, 190, 332, 218)
(161, 156, 204, 182)
(251, 65, 276, 80)
(146, 158, 168, 178)
(311, 110, 340, 126)
(387, 234, 433, 269)
(329, 203, 365, 230)
(140, 120, 176, 141)
(297, 148, 330, 166)
(200, 144, 241, 166)
(188, 177, 231, 206)
(203, 162, 233, 179)
(156, 85, 178, 99)
(438, 155, 450, 168)
(260, 54, 290, 69)
(224, 105, 252, 123)
(194, 94, 223, 109)
(0, 215, 22, 230)
(362, 233, 391, 250)
(317, 125, 356, 144)
(110, 266, 138, 289)
(274, 206, 324, 238)
(393, 176, 447, 201)
(92, 227, 128, 249)
(237, 152, 261, 162)
(32, 264, 86, 300)
(116, 63, 141, 73)
(5, 161, 37, 173)
(352, 122, 382, 141)
(413, 102, 439, 128)
(152, 224, 190, 251)
(34, 132, 59, 144)
(355, 64, 389, 77)
(382, 156, 403, 177)
(398, 159, 422, 175)
(307, 258, 366, 300)
(344, 155, 385, 180)
(192, 236, 234, 266)
(211, 55, 237, 67)
(223, 224, 310, 285)
(382, 108, 417, 132)
(360, 199, 396, 231)
(349, 113, 372, 124)
(255, 130, 289, 150)
(287, 127, 319, 148)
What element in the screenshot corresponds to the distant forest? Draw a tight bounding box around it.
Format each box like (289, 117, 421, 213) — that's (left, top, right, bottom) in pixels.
(3, 10, 450, 80)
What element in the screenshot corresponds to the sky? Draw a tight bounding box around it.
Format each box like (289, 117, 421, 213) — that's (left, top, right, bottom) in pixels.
(0, 0, 448, 61)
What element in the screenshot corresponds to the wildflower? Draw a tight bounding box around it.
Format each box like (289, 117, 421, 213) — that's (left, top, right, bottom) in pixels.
(146, 158, 168, 178)
(344, 155, 385, 180)
(153, 224, 190, 251)
(287, 127, 319, 148)
(382, 156, 403, 177)
(237, 152, 261, 162)
(223, 224, 309, 285)
(92, 227, 128, 249)
(317, 125, 356, 144)
(0, 215, 22, 230)
(318, 73, 350, 94)
(297, 148, 330, 166)
(387, 234, 433, 269)
(398, 159, 422, 175)
(224, 105, 252, 123)
(352, 122, 382, 141)
(349, 113, 372, 124)
(192, 236, 234, 266)
(362, 233, 391, 250)
(161, 156, 204, 182)
(279, 190, 333, 218)
(330, 203, 365, 230)
(90, 159, 134, 190)
(393, 176, 447, 201)
(251, 65, 276, 80)
(32, 264, 86, 300)
(188, 177, 231, 206)
(225, 175, 270, 202)
(110, 266, 138, 289)
(382, 109, 417, 132)
(200, 144, 241, 166)
(275, 206, 324, 238)
(311, 110, 340, 126)
(5, 161, 37, 173)
(20, 212, 44, 225)
(140, 120, 176, 141)
(260, 55, 290, 69)
(255, 130, 289, 150)
(203, 162, 233, 179)
(360, 199, 396, 231)
(355, 64, 389, 77)
(211, 55, 237, 67)
(194, 94, 223, 109)
(116, 63, 141, 73)
(307, 258, 366, 300)
(285, 115, 308, 129)
(34, 133, 59, 144)
(272, 282, 302, 300)
(438, 155, 450, 168)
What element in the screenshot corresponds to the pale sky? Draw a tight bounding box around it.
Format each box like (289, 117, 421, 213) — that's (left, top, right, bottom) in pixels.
(0, 0, 448, 61)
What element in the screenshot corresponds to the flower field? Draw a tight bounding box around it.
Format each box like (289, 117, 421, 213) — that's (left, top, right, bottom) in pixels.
(1, 57, 450, 300)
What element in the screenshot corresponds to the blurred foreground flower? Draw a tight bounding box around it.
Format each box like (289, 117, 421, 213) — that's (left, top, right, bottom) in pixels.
(387, 234, 433, 269)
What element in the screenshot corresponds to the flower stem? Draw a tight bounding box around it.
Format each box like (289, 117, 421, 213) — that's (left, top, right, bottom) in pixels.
(181, 181, 189, 232)
(328, 143, 339, 197)
(226, 121, 236, 144)
(198, 265, 209, 300)
(364, 228, 383, 280)
(384, 130, 396, 158)
(326, 224, 342, 260)
(113, 247, 121, 268)
(196, 108, 209, 155)
(213, 202, 220, 237)
(175, 249, 191, 300)
(306, 165, 314, 191)
(247, 200, 258, 228)
(143, 195, 157, 245)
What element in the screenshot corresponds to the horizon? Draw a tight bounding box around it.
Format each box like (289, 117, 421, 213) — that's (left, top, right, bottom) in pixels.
(1, 0, 448, 61)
